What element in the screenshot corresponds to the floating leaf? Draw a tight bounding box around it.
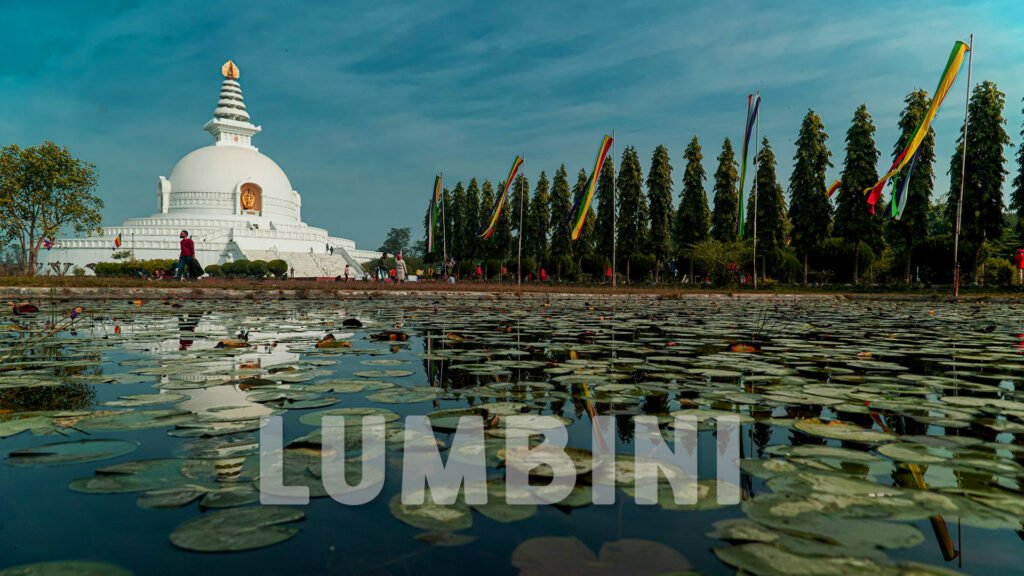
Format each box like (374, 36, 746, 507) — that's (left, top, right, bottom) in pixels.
(170, 506, 304, 552)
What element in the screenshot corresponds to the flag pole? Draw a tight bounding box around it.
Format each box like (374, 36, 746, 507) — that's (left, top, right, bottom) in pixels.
(752, 92, 760, 290)
(518, 156, 524, 292)
(953, 34, 973, 298)
(611, 129, 617, 289)
(441, 172, 448, 277)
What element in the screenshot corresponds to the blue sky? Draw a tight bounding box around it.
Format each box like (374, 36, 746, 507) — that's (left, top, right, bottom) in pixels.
(2, 0, 1023, 250)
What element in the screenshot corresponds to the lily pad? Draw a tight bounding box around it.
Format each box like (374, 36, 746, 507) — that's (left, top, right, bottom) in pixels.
(7, 439, 139, 467)
(170, 506, 304, 552)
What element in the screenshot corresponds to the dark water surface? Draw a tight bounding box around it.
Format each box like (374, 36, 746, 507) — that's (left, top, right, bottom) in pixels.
(1, 295, 1023, 575)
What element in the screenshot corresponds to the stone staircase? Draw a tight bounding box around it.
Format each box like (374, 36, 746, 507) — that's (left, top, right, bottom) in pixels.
(240, 249, 366, 279)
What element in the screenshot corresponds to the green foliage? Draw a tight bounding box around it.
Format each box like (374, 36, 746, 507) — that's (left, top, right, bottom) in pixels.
(1014, 94, 1024, 243)
(981, 256, 1015, 286)
(886, 91, 936, 283)
(689, 239, 752, 284)
(595, 160, 616, 261)
(745, 138, 789, 275)
(787, 109, 832, 283)
(947, 80, 1011, 280)
(204, 264, 222, 277)
(711, 138, 740, 242)
(72, 266, 85, 277)
(465, 178, 482, 259)
(549, 165, 573, 277)
(646, 144, 675, 274)
(835, 104, 883, 265)
(616, 146, 648, 280)
(94, 259, 177, 277)
(378, 227, 411, 256)
(267, 259, 288, 277)
(110, 250, 133, 261)
(526, 172, 550, 265)
(249, 260, 270, 278)
(676, 137, 710, 263)
(0, 141, 103, 275)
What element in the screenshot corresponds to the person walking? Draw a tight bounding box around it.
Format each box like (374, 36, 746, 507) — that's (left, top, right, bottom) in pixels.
(395, 252, 407, 282)
(177, 230, 196, 280)
(344, 264, 351, 282)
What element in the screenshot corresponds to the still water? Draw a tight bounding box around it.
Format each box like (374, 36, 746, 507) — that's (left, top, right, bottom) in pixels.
(1, 294, 1023, 575)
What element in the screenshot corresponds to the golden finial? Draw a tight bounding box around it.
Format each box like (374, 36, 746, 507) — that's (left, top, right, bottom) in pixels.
(221, 60, 240, 80)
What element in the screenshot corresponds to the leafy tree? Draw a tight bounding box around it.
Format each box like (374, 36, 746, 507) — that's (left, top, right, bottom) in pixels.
(710, 138, 740, 243)
(465, 178, 482, 260)
(886, 91, 936, 283)
(675, 136, 710, 277)
(526, 171, 550, 265)
(0, 142, 102, 275)
(441, 187, 454, 258)
(946, 80, 1010, 282)
(744, 138, 788, 276)
(1011, 96, 1024, 244)
(378, 227, 411, 255)
(646, 144, 674, 280)
(479, 179, 497, 259)
(616, 146, 648, 280)
(595, 160, 616, 265)
(835, 104, 883, 283)
(787, 109, 832, 284)
(549, 165, 573, 278)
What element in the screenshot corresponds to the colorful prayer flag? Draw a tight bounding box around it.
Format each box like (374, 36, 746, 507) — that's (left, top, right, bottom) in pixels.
(428, 175, 441, 252)
(569, 135, 614, 241)
(826, 180, 841, 199)
(737, 93, 761, 237)
(891, 150, 919, 220)
(866, 40, 970, 213)
(478, 156, 523, 240)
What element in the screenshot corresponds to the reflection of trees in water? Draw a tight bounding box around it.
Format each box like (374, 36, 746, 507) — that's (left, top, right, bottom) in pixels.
(0, 382, 95, 412)
(785, 405, 827, 446)
(0, 343, 99, 411)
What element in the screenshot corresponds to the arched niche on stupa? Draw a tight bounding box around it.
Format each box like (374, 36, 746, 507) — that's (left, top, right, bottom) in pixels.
(234, 181, 263, 215)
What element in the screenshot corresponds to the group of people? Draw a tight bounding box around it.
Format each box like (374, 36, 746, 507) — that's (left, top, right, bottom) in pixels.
(374, 251, 408, 283)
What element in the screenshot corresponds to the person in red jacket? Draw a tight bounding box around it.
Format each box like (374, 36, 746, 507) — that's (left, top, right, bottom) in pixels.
(177, 230, 196, 279)
(1016, 248, 1024, 284)
(540, 267, 548, 281)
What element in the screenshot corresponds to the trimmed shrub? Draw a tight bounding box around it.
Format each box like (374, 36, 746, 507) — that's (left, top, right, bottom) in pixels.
(267, 259, 288, 277)
(204, 264, 222, 277)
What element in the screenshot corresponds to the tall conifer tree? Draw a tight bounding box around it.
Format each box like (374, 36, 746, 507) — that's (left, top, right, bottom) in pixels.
(835, 104, 882, 283)
(646, 144, 674, 280)
(549, 165, 573, 278)
(1010, 97, 1024, 243)
(946, 80, 1010, 281)
(676, 136, 710, 274)
(527, 171, 551, 266)
(745, 138, 788, 276)
(787, 110, 832, 284)
(465, 178, 481, 260)
(616, 146, 648, 280)
(886, 92, 935, 282)
(595, 161, 616, 267)
(450, 181, 467, 262)
(711, 138, 739, 243)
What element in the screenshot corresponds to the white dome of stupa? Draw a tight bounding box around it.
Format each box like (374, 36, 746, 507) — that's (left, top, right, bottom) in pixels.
(166, 145, 298, 222)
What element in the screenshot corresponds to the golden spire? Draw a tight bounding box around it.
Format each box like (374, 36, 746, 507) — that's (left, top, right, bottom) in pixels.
(221, 60, 240, 80)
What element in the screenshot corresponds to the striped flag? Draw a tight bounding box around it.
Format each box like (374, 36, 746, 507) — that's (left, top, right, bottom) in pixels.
(892, 150, 919, 220)
(428, 175, 441, 252)
(113, 233, 122, 250)
(568, 135, 614, 241)
(866, 40, 970, 213)
(478, 156, 523, 240)
(737, 93, 761, 237)
(826, 180, 841, 199)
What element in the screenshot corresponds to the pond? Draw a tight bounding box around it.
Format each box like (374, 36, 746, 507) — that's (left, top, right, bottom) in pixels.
(0, 294, 1022, 575)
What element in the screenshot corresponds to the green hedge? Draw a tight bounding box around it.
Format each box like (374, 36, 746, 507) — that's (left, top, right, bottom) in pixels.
(93, 259, 178, 277)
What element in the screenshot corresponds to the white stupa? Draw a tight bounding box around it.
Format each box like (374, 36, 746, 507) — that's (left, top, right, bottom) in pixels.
(49, 60, 378, 277)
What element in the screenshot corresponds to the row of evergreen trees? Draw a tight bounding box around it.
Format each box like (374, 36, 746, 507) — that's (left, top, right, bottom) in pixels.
(424, 80, 1021, 285)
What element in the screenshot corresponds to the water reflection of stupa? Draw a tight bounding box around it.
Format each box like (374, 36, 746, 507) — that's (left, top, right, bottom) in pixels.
(49, 60, 378, 277)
